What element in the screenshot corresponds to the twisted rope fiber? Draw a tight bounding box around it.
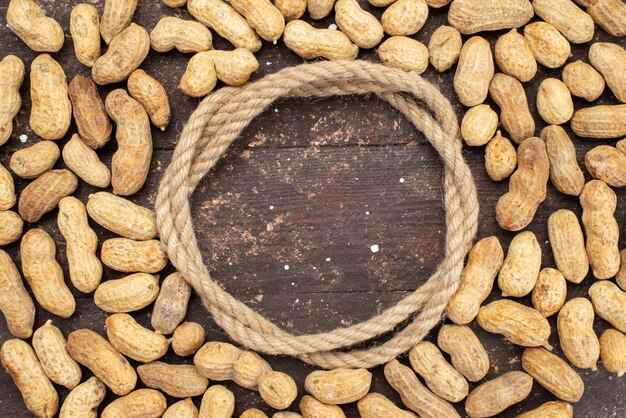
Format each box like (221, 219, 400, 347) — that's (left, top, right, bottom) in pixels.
(155, 60, 479, 369)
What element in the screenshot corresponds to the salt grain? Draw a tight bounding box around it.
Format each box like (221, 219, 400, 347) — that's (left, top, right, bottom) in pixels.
(371, 244, 379, 253)
(19, 134, 28, 143)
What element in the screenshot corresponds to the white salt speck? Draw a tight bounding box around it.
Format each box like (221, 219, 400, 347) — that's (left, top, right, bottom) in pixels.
(328, 24, 338, 30)
(269, 205, 274, 210)
(228, 262, 233, 266)
(284, 265, 290, 270)
(365, 211, 370, 215)
(19, 134, 28, 143)
(291, 282, 295, 286)
(266, 61, 272, 65)
(399, 178, 405, 183)
(326, 257, 331, 262)
(274, 108, 279, 113)
(287, 157, 291, 161)
(371, 244, 380, 253)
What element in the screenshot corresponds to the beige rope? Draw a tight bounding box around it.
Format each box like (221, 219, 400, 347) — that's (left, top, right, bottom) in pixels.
(155, 60, 479, 369)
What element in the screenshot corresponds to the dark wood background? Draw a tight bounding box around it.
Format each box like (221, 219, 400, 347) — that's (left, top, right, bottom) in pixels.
(0, 1, 624, 416)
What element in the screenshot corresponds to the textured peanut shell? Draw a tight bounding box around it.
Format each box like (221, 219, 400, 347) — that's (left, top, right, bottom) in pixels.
(378, 36, 429, 74)
(485, 131, 517, 181)
(93, 24, 150, 85)
(30, 54, 72, 140)
(299, 395, 345, 418)
(494, 29, 537, 82)
(521, 347, 584, 402)
(335, 0, 383, 49)
(59, 377, 106, 418)
(0, 250, 35, 338)
(589, 281, 626, 332)
(138, 361, 208, 397)
(18, 169, 78, 223)
(1, 339, 58, 418)
(199, 385, 235, 418)
(465, 371, 533, 418)
(536, 78, 574, 125)
(589, 42, 626, 103)
(21, 228, 75, 318)
(408, 342, 468, 402)
(437, 324, 489, 382)
(105, 89, 153, 195)
(585, 145, 626, 187)
(101, 238, 167, 273)
(532, 268, 567, 317)
(276, 0, 307, 21)
(106, 313, 171, 363)
(541, 125, 585, 196)
(188, 0, 262, 52)
(618, 249, 626, 290)
(0, 163, 16, 211)
(447, 236, 504, 324)
(241, 408, 268, 418)
(588, 0, 626, 37)
(128, 69, 171, 131)
(0, 210, 23, 246)
(233, 350, 272, 390)
(454, 36, 494, 107)
(571, 104, 626, 138)
(495, 137, 549, 231)
(259, 371, 298, 409)
(62, 135, 111, 188)
(150, 16, 213, 53)
(558, 298, 599, 370)
(383, 360, 460, 418)
(68, 75, 112, 149)
(283, 20, 359, 61)
(70, 4, 101, 67)
(357, 393, 417, 418)
(498, 231, 541, 297)
(273, 412, 303, 418)
(152, 272, 191, 335)
(163, 398, 199, 418)
(547, 210, 589, 283)
(461, 105, 498, 147)
(533, 0, 594, 43)
(194, 341, 243, 380)
(524, 22, 571, 69)
(305, 368, 372, 405)
(101, 389, 166, 418)
(477, 299, 552, 349)
(7, 0, 64, 52)
(489, 73, 535, 144)
(599, 328, 626, 377)
(448, 0, 534, 34)
(9, 140, 59, 180)
(231, 0, 285, 43)
(517, 401, 573, 418)
(87, 192, 157, 240)
(94, 273, 159, 313)
(0, 55, 25, 146)
(172, 322, 206, 356)
(428, 25, 462, 72)
(381, 0, 429, 37)
(307, 0, 336, 20)
(32, 320, 81, 389)
(100, 0, 138, 44)
(562, 60, 605, 102)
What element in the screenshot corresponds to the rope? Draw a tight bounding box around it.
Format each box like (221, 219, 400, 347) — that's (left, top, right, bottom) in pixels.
(155, 60, 479, 369)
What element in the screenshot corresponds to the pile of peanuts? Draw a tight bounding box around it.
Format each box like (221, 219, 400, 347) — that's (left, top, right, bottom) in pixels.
(0, 0, 625, 417)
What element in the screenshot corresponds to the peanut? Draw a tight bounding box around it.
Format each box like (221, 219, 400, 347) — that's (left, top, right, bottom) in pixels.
(461, 105, 498, 147)
(87, 192, 157, 240)
(21, 228, 75, 317)
(589, 281, 626, 332)
(599, 328, 626, 377)
(231, 0, 285, 43)
(283, 20, 359, 61)
(59, 377, 106, 418)
(93, 24, 150, 85)
(580, 180, 620, 279)
(335, 0, 383, 49)
(307, 0, 336, 19)
(180, 49, 259, 97)
(357, 393, 417, 418)
(68, 75, 112, 149)
(195, 341, 243, 380)
(70, 4, 101, 67)
(409, 341, 469, 402)
(233, 350, 272, 389)
(495, 137, 549, 231)
(276, 0, 307, 21)
(585, 145, 626, 187)
(571, 104, 626, 138)
(30, 54, 71, 140)
(618, 248, 626, 290)
(618, 138, 626, 153)
(188, 0, 262, 52)
(299, 395, 345, 418)
(437, 325, 489, 382)
(138, 361, 209, 397)
(532, 268, 567, 317)
(540, 125, 584, 196)
(305, 368, 371, 404)
(32, 320, 81, 389)
(447, 236, 504, 324)
(163, 398, 199, 418)
(589, 42, 626, 103)
(588, 0, 626, 37)
(448, 0, 534, 34)
(521, 347, 584, 402)
(384, 359, 460, 418)
(18, 169, 78, 223)
(106, 313, 171, 363)
(488, 73, 535, 144)
(152, 272, 192, 334)
(0, 210, 23, 246)
(241, 409, 268, 418)
(477, 299, 552, 349)
(101, 389, 167, 418)
(494, 29, 537, 83)
(485, 131, 517, 182)
(547, 210, 589, 283)
(172, 322, 206, 356)
(259, 371, 298, 409)
(150, 16, 213, 53)
(533, 0, 594, 43)
(1, 339, 58, 418)
(7, 0, 64, 52)
(128, 69, 170, 131)
(518, 401, 573, 418)
(101, 238, 167, 273)
(378, 36, 429, 74)
(558, 298, 600, 370)
(9, 140, 60, 179)
(381, 0, 429, 36)
(0, 55, 24, 146)
(94, 273, 160, 313)
(62, 135, 111, 188)
(0, 249, 35, 338)
(100, 0, 138, 45)
(428, 25, 462, 72)
(454, 36, 494, 107)
(465, 371, 533, 418)
(106, 89, 153, 195)
(199, 385, 235, 418)
(524, 22, 571, 69)
(498, 231, 541, 297)
(562, 60, 605, 102)
(0, 163, 15, 210)
(536, 78, 574, 125)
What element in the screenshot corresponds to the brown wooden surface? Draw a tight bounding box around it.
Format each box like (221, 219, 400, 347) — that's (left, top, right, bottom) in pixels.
(0, 1, 625, 417)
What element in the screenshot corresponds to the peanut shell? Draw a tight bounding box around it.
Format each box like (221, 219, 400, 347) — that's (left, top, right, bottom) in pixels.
(32, 320, 81, 389)
(199, 385, 235, 418)
(378, 37, 429, 74)
(62, 134, 111, 188)
(524, 22, 571, 69)
(589, 281, 626, 332)
(454, 36, 494, 107)
(7, 0, 64, 52)
(100, 0, 138, 44)
(138, 361, 209, 397)
(0, 249, 35, 339)
(547, 209, 589, 283)
(465, 371, 533, 418)
(599, 328, 626, 377)
(558, 298, 600, 370)
(92, 23, 150, 85)
(172, 322, 206, 356)
(70, 4, 101, 67)
(94, 273, 160, 313)
(150, 16, 213, 53)
(437, 324, 489, 382)
(521, 347, 584, 402)
(498, 231, 541, 297)
(585, 145, 626, 187)
(68, 75, 112, 149)
(101, 389, 166, 418)
(532, 0, 595, 43)
(30, 54, 71, 140)
(540, 125, 585, 196)
(428, 25, 462, 72)
(106, 313, 171, 363)
(59, 377, 106, 418)
(128, 69, 171, 131)
(562, 60, 605, 102)
(9, 140, 60, 180)
(494, 29, 537, 82)
(532, 268, 567, 317)
(0, 55, 24, 147)
(448, 0, 534, 34)
(485, 131, 517, 181)
(409, 341, 468, 402)
(151, 272, 192, 334)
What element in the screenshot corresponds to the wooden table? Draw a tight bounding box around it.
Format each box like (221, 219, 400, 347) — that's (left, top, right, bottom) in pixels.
(0, 1, 624, 416)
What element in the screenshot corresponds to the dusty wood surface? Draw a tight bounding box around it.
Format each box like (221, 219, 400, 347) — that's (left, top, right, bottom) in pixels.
(0, 1, 625, 417)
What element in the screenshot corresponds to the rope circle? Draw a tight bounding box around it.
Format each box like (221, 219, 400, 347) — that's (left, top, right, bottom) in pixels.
(155, 60, 479, 369)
